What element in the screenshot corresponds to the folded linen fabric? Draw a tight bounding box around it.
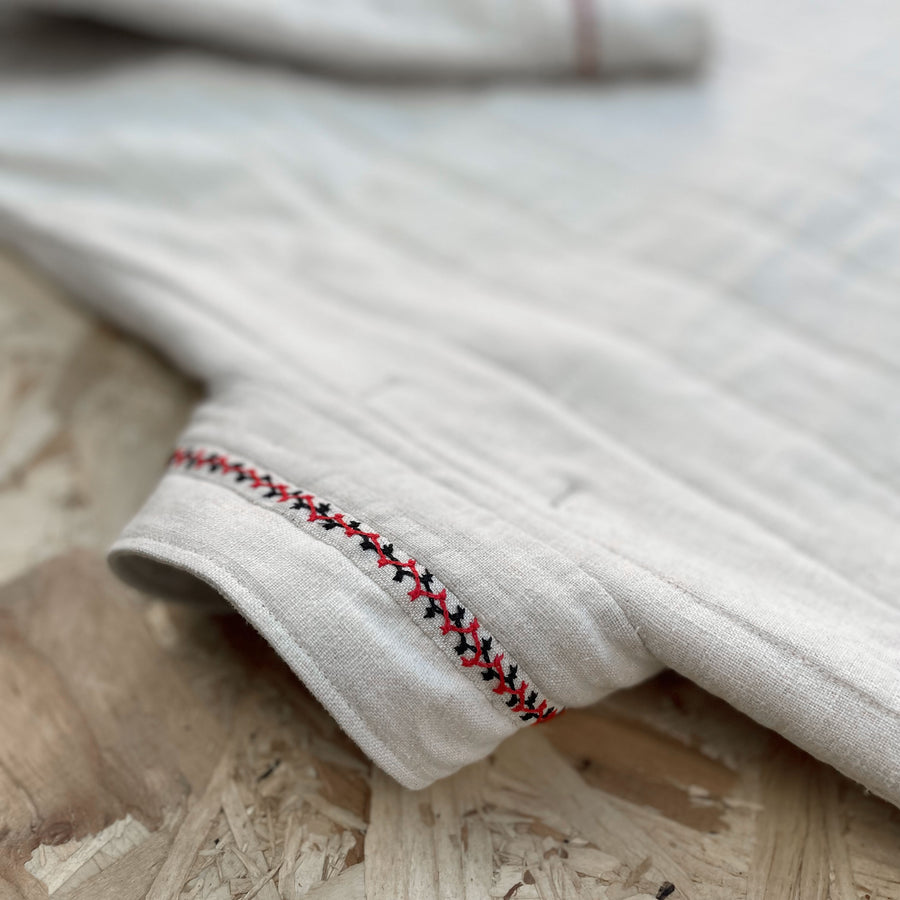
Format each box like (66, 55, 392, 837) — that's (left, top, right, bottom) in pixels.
(3, 0, 709, 77)
(1, 0, 899, 805)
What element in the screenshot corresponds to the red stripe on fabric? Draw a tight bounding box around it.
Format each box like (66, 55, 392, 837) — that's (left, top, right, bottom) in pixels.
(169, 446, 562, 725)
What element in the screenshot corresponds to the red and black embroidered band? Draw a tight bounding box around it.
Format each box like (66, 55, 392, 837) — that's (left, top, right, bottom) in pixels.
(169, 447, 562, 725)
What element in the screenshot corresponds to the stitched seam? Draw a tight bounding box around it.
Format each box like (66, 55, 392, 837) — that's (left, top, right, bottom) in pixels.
(169, 446, 563, 725)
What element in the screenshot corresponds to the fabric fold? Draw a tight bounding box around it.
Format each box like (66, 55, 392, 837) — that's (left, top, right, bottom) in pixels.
(5, 0, 709, 78)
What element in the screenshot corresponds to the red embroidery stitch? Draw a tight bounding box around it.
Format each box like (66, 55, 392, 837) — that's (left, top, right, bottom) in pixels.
(170, 446, 561, 724)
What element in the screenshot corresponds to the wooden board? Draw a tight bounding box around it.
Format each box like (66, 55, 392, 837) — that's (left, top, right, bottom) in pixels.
(1, 251, 899, 899)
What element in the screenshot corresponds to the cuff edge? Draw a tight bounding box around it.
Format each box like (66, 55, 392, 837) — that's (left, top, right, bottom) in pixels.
(108, 534, 443, 791)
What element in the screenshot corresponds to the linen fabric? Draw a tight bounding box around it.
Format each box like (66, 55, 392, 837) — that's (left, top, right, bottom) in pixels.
(1, 0, 899, 803)
(5, 0, 709, 77)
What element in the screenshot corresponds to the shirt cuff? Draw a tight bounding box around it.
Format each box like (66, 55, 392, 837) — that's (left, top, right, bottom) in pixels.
(108, 444, 562, 788)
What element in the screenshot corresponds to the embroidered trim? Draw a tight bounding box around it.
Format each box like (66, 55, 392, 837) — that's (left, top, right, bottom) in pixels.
(169, 447, 562, 725)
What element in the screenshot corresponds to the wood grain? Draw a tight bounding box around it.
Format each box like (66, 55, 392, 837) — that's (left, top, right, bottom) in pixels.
(1, 250, 899, 898)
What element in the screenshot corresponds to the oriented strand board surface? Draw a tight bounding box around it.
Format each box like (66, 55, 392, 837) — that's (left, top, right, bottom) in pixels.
(1, 251, 899, 899)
